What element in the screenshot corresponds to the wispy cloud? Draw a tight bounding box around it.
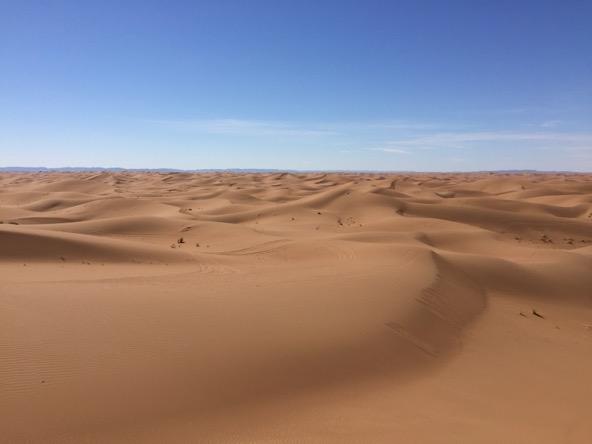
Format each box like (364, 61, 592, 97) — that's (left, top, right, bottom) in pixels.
(523, 120, 564, 129)
(153, 118, 592, 159)
(153, 118, 446, 137)
(502, 107, 531, 114)
(358, 120, 442, 130)
(374, 131, 592, 151)
(367, 147, 410, 154)
(155, 118, 338, 137)
(539, 120, 562, 128)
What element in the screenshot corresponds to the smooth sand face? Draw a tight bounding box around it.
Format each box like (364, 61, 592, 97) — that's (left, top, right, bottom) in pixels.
(1, 172, 592, 443)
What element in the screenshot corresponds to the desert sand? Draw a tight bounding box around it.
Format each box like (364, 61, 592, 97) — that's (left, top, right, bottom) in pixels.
(1, 171, 592, 443)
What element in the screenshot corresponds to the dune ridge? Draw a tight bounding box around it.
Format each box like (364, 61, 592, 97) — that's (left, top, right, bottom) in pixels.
(1, 171, 592, 443)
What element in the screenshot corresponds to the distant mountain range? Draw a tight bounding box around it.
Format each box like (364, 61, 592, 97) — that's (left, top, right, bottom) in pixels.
(0, 167, 584, 174)
(0, 167, 288, 173)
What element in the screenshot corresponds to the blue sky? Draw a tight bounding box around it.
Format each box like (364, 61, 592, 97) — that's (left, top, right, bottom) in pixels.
(1, 0, 591, 171)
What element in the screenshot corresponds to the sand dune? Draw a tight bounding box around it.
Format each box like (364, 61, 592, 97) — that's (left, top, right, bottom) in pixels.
(1, 172, 592, 443)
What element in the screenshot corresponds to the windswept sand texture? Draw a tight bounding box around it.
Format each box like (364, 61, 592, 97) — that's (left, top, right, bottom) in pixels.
(2, 171, 592, 443)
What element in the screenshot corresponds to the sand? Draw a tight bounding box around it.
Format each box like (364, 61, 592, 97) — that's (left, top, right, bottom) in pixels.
(1, 171, 592, 443)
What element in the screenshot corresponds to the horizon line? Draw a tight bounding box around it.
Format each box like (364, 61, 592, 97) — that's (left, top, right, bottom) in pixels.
(1, 166, 590, 174)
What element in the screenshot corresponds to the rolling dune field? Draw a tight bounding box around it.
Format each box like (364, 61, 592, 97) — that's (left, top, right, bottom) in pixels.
(1, 171, 592, 443)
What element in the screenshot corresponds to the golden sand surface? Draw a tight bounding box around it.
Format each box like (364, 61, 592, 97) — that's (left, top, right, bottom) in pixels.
(2, 172, 592, 442)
